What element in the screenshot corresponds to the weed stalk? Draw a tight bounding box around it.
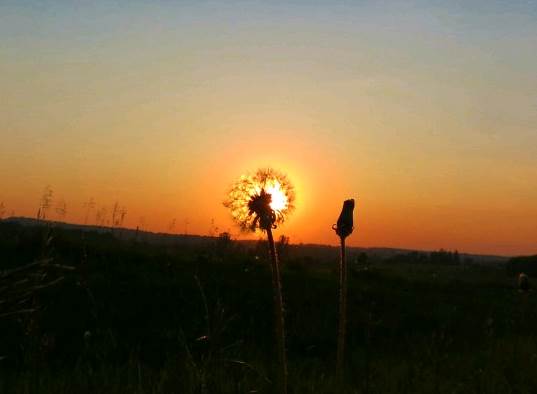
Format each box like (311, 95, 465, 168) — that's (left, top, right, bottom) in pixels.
(267, 226, 288, 394)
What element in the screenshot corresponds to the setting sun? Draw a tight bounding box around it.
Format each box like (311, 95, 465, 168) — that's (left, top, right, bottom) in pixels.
(224, 168, 295, 232)
(266, 182, 288, 212)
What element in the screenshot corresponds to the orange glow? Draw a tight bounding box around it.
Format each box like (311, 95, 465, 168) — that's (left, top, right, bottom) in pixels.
(2, 2, 537, 256)
(2, 126, 537, 256)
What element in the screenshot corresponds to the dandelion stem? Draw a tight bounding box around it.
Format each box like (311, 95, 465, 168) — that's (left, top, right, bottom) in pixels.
(267, 226, 288, 394)
(337, 235, 348, 380)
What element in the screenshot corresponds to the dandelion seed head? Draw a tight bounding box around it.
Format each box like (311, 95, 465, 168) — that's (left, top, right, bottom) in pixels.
(224, 168, 295, 232)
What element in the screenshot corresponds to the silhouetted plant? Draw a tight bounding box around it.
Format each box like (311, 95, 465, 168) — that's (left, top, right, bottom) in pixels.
(119, 206, 127, 227)
(0, 258, 74, 319)
(109, 202, 127, 233)
(83, 197, 95, 225)
(55, 198, 67, 221)
(37, 186, 54, 221)
(95, 206, 108, 227)
(209, 218, 219, 237)
(224, 168, 295, 394)
(168, 218, 176, 233)
(111, 202, 120, 228)
(332, 198, 355, 380)
(138, 216, 146, 232)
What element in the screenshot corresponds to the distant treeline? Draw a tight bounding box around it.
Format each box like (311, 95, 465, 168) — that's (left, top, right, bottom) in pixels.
(507, 255, 537, 275)
(383, 249, 537, 276)
(385, 249, 466, 266)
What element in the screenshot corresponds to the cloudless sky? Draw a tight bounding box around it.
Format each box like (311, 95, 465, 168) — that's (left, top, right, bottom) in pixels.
(1, 0, 536, 255)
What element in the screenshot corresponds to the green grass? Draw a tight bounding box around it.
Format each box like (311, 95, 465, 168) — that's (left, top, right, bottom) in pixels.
(0, 222, 536, 393)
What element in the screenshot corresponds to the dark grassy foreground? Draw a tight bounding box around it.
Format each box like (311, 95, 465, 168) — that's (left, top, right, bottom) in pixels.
(1, 222, 536, 393)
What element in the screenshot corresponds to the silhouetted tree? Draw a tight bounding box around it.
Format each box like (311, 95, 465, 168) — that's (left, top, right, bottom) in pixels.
(430, 249, 460, 265)
(508, 255, 537, 276)
(453, 250, 460, 265)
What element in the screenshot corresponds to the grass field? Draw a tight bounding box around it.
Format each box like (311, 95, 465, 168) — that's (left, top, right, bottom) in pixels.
(1, 221, 536, 393)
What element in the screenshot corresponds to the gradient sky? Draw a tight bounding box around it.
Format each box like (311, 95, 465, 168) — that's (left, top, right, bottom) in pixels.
(1, 1, 536, 255)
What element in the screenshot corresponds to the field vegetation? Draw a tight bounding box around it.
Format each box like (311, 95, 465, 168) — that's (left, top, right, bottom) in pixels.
(1, 221, 536, 393)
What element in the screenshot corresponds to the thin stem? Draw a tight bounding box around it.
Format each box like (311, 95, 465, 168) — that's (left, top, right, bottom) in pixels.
(267, 226, 288, 394)
(336, 236, 348, 380)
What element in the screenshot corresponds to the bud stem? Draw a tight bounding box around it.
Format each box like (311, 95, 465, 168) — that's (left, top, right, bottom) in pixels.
(337, 236, 348, 381)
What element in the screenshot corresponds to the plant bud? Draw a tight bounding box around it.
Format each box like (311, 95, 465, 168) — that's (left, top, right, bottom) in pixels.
(333, 199, 355, 239)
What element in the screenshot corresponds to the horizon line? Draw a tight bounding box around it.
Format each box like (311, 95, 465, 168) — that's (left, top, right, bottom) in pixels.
(1, 216, 520, 259)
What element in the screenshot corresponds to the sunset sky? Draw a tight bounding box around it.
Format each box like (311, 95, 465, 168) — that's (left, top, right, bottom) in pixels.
(1, 1, 536, 256)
